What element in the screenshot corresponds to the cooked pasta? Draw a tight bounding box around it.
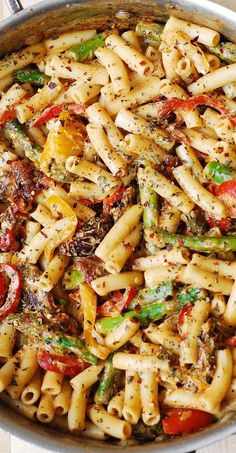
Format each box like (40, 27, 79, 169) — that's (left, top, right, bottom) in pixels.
(0, 14, 235, 446)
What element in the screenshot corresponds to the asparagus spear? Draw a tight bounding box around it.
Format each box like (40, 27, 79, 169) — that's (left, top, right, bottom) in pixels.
(66, 32, 107, 61)
(128, 281, 173, 309)
(138, 165, 159, 253)
(135, 21, 164, 47)
(95, 354, 123, 404)
(150, 228, 236, 252)
(14, 67, 49, 86)
(132, 420, 163, 440)
(95, 301, 173, 336)
(177, 286, 207, 309)
(203, 161, 236, 184)
(4, 120, 41, 164)
(7, 314, 97, 365)
(209, 41, 236, 63)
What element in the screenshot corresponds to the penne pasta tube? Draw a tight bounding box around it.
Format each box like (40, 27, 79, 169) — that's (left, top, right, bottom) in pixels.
(0, 356, 18, 393)
(133, 247, 189, 270)
(95, 47, 130, 95)
(54, 380, 72, 416)
(105, 224, 142, 274)
(175, 144, 207, 184)
(159, 202, 181, 233)
(163, 30, 209, 75)
(191, 254, 236, 279)
(115, 109, 174, 151)
(70, 365, 104, 393)
(223, 81, 236, 99)
(37, 393, 55, 424)
(66, 157, 120, 194)
(119, 134, 166, 163)
(211, 293, 226, 317)
(16, 80, 62, 123)
(140, 370, 160, 425)
(188, 63, 236, 95)
(123, 371, 141, 424)
(180, 299, 210, 365)
(202, 349, 233, 411)
(141, 166, 194, 215)
(31, 204, 55, 227)
(105, 78, 161, 117)
(107, 390, 125, 418)
(68, 82, 102, 104)
(95, 204, 143, 261)
(0, 44, 46, 79)
(99, 82, 115, 108)
(224, 279, 236, 326)
(161, 45, 181, 81)
(69, 181, 105, 201)
(41, 371, 63, 396)
(164, 389, 219, 414)
(45, 56, 109, 85)
(91, 271, 143, 296)
(0, 322, 15, 359)
(81, 421, 108, 440)
(144, 264, 185, 288)
(202, 108, 234, 141)
(86, 124, 127, 175)
(205, 53, 220, 72)
(122, 30, 142, 52)
(144, 322, 181, 356)
(0, 74, 13, 91)
(105, 34, 154, 76)
(113, 352, 169, 373)
(173, 165, 227, 219)
(44, 30, 96, 53)
(176, 56, 199, 85)
(36, 253, 69, 292)
(182, 264, 233, 295)
(163, 16, 220, 47)
(7, 347, 38, 400)
(68, 388, 87, 432)
(25, 221, 41, 244)
(105, 318, 140, 351)
(86, 102, 123, 149)
(21, 369, 43, 405)
(88, 404, 132, 440)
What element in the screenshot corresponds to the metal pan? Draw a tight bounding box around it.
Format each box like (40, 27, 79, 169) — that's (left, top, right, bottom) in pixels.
(0, 0, 235, 451)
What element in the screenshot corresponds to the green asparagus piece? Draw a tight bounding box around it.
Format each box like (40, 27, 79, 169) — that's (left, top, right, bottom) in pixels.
(14, 67, 49, 86)
(177, 286, 207, 309)
(138, 165, 159, 253)
(95, 301, 173, 336)
(136, 21, 164, 47)
(209, 41, 236, 63)
(63, 269, 85, 290)
(7, 314, 97, 365)
(66, 33, 107, 61)
(95, 354, 122, 404)
(132, 420, 163, 441)
(128, 281, 173, 309)
(4, 120, 41, 164)
(203, 161, 236, 184)
(152, 228, 236, 252)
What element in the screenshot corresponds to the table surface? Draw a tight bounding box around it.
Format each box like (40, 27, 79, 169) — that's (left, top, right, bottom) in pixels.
(0, 0, 236, 451)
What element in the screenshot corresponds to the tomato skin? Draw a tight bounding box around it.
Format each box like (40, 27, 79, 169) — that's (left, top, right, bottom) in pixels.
(162, 409, 213, 435)
(97, 287, 136, 317)
(0, 274, 7, 306)
(37, 350, 90, 376)
(32, 103, 86, 127)
(0, 264, 22, 319)
(215, 180, 236, 217)
(205, 214, 231, 233)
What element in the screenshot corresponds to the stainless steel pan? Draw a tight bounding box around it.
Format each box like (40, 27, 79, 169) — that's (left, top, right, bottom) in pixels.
(0, 0, 236, 451)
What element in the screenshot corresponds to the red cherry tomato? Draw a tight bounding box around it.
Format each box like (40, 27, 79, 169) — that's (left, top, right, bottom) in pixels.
(162, 408, 213, 435)
(37, 350, 90, 376)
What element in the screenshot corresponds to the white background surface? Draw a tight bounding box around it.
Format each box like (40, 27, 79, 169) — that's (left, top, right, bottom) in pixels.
(0, 0, 235, 451)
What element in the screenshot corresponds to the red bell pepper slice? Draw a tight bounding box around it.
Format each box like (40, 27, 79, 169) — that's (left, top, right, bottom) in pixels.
(226, 336, 236, 347)
(103, 186, 125, 209)
(37, 350, 90, 376)
(97, 287, 136, 317)
(162, 408, 213, 435)
(215, 179, 236, 218)
(157, 94, 236, 126)
(0, 94, 29, 126)
(0, 264, 22, 318)
(32, 102, 87, 127)
(178, 303, 193, 329)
